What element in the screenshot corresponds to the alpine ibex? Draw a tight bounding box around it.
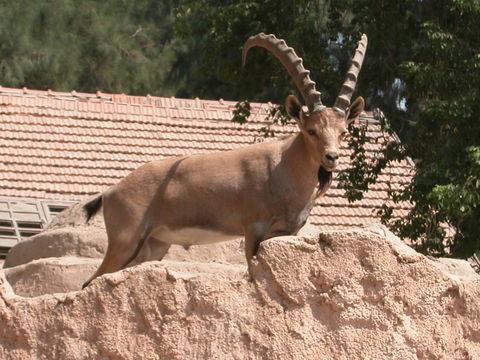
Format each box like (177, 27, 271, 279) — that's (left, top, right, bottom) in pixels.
(82, 33, 368, 288)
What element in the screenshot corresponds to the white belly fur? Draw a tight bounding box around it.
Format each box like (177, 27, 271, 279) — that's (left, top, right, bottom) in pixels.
(151, 226, 241, 246)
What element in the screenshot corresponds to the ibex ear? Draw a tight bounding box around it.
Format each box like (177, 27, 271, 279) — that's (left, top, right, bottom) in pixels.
(347, 96, 365, 124)
(285, 95, 306, 127)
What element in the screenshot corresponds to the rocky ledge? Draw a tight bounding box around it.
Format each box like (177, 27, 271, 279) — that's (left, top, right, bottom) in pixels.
(0, 225, 479, 360)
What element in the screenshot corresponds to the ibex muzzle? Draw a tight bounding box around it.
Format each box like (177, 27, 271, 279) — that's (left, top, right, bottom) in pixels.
(82, 33, 368, 288)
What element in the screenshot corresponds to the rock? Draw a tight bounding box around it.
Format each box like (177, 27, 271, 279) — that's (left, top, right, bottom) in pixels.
(1, 258, 245, 298)
(364, 223, 480, 282)
(431, 257, 480, 283)
(3, 227, 107, 268)
(2, 257, 101, 297)
(46, 195, 105, 230)
(0, 228, 479, 360)
(296, 220, 322, 239)
(164, 239, 246, 265)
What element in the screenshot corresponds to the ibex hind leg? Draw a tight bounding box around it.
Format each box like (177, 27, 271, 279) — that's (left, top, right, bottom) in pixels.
(82, 229, 149, 289)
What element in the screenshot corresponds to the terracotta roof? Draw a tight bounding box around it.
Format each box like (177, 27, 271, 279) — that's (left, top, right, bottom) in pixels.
(0, 86, 413, 232)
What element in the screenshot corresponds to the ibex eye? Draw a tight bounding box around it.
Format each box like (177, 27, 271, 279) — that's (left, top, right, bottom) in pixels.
(307, 129, 316, 136)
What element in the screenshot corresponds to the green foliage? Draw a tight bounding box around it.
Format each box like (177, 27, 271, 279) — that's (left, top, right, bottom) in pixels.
(337, 112, 403, 202)
(231, 101, 251, 125)
(172, 0, 345, 103)
(388, 1, 480, 257)
(0, 0, 176, 94)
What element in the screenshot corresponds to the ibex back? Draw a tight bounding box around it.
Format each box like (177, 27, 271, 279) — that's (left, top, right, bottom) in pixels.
(82, 33, 368, 288)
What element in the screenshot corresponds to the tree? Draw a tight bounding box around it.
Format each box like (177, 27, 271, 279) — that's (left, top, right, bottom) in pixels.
(387, 2, 480, 257)
(173, 0, 480, 258)
(0, 0, 176, 95)
(172, 0, 346, 103)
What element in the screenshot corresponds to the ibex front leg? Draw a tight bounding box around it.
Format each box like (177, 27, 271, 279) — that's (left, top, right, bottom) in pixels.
(244, 223, 269, 280)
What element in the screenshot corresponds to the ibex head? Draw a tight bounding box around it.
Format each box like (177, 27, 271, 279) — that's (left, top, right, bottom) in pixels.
(243, 33, 367, 171)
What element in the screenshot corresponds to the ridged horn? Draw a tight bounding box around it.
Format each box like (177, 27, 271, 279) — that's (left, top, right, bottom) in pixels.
(333, 34, 368, 114)
(242, 33, 325, 113)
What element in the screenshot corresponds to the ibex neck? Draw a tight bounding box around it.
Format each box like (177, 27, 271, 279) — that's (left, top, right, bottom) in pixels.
(282, 133, 320, 184)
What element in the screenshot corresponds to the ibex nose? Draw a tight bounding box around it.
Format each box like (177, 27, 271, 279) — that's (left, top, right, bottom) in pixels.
(324, 151, 339, 168)
(325, 153, 339, 162)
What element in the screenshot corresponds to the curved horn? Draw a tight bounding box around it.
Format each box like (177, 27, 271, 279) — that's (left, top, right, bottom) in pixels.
(242, 33, 325, 113)
(333, 34, 368, 114)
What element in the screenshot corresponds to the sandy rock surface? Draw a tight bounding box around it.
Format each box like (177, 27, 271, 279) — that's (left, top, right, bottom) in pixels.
(3, 256, 100, 297)
(0, 227, 479, 360)
(46, 194, 106, 230)
(4, 227, 107, 268)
